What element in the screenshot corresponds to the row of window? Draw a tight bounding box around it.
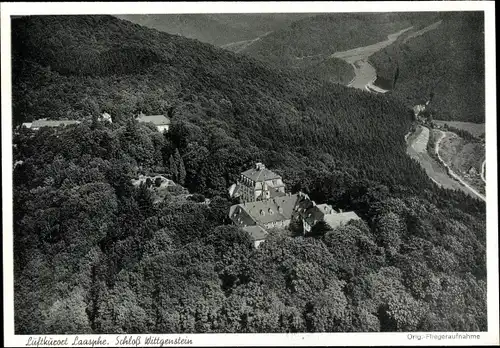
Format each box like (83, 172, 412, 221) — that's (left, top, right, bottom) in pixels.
(259, 206, 284, 216)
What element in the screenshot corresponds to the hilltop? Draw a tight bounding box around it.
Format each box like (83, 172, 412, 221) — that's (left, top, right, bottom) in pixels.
(12, 14, 426, 192)
(234, 13, 442, 83)
(11, 15, 486, 334)
(115, 13, 314, 46)
(369, 12, 485, 123)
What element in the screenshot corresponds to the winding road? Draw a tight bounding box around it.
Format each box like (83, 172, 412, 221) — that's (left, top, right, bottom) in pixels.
(406, 126, 484, 199)
(435, 130, 486, 202)
(406, 126, 465, 192)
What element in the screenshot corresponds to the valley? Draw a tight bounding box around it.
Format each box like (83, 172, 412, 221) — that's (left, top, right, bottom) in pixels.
(369, 12, 485, 123)
(8, 13, 487, 336)
(331, 26, 413, 91)
(405, 124, 485, 201)
(436, 130, 485, 200)
(406, 125, 465, 193)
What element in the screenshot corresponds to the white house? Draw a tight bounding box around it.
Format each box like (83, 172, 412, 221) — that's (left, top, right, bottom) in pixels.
(99, 112, 113, 123)
(136, 113, 171, 133)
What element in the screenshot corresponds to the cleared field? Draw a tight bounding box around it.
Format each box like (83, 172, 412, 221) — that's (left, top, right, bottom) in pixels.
(331, 26, 413, 63)
(432, 120, 485, 138)
(438, 131, 485, 196)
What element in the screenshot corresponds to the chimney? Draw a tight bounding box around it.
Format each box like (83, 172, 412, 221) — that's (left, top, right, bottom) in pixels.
(339, 208, 343, 213)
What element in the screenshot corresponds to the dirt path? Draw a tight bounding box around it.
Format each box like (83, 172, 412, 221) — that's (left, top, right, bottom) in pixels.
(435, 130, 486, 201)
(221, 31, 273, 53)
(402, 20, 443, 44)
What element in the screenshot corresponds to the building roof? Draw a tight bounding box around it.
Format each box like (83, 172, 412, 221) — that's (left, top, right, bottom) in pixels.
(323, 211, 361, 229)
(136, 114, 171, 126)
(242, 225, 268, 242)
(238, 194, 298, 225)
(303, 205, 326, 227)
(241, 163, 281, 182)
(229, 204, 257, 227)
(316, 204, 335, 214)
(31, 119, 81, 128)
(230, 193, 298, 226)
(228, 183, 241, 198)
(269, 189, 286, 199)
(294, 192, 314, 215)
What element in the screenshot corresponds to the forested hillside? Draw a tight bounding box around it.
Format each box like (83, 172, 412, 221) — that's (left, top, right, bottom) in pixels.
(12, 15, 486, 334)
(240, 13, 438, 61)
(369, 12, 485, 122)
(234, 12, 441, 85)
(115, 13, 313, 46)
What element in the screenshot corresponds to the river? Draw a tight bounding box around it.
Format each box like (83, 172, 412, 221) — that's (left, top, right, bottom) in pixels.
(331, 27, 413, 92)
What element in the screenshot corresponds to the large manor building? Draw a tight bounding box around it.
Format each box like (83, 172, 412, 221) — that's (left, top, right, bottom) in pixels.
(228, 162, 286, 202)
(228, 163, 361, 248)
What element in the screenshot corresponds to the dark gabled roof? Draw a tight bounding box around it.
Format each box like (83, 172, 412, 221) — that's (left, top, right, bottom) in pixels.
(293, 192, 314, 215)
(229, 204, 257, 227)
(238, 194, 299, 225)
(136, 114, 171, 126)
(242, 225, 268, 241)
(272, 194, 299, 219)
(303, 205, 326, 226)
(241, 166, 281, 182)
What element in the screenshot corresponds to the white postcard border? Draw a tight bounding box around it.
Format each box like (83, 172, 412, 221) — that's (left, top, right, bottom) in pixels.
(1, 1, 498, 346)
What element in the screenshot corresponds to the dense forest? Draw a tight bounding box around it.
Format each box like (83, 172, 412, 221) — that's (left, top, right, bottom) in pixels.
(115, 13, 314, 47)
(369, 12, 485, 123)
(229, 12, 442, 86)
(12, 15, 486, 334)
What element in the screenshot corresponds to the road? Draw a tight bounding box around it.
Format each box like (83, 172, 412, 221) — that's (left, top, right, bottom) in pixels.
(406, 126, 484, 198)
(221, 31, 273, 53)
(406, 126, 465, 192)
(435, 130, 486, 202)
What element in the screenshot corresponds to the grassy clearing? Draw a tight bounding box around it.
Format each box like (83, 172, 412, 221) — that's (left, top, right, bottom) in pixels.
(433, 120, 485, 138)
(438, 132, 485, 195)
